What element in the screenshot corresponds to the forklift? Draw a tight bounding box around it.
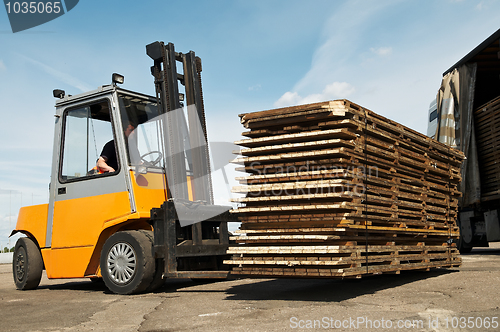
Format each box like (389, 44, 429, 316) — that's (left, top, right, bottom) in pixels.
(11, 41, 235, 295)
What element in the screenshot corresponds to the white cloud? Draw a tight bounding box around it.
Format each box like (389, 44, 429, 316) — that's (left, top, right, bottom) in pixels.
(370, 47, 393, 56)
(248, 84, 261, 91)
(274, 91, 301, 107)
(323, 82, 356, 97)
(274, 82, 355, 107)
(19, 55, 92, 92)
(0, 60, 6, 71)
(476, 1, 484, 10)
(292, 1, 395, 94)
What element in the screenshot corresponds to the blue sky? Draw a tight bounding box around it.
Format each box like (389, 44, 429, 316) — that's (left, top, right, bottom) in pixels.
(0, 0, 499, 248)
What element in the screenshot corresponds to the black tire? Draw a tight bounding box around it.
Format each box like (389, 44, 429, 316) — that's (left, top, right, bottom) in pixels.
(456, 218, 473, 254)
(139, 230, 164, 292)
(457, 237, 473, 254)
(100, 231, 155, 295)
(12, 237, 43, 290)
(146, 259, 165, 292)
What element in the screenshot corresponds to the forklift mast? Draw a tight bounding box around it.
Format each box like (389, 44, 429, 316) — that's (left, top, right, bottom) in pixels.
(146, 41, 213, 204)
(146, 41, 234, 278)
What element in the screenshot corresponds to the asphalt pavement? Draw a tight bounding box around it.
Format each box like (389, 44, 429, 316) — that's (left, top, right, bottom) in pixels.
(1, 244, 499, 332)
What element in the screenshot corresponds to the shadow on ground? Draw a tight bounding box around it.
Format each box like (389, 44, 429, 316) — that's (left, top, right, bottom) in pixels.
(206, 269, 456, 302)
(38, 279, 110, 293)
(36, 268, 459, 301)
(37, 268, 462, 301)
(37, 277, 196, 294)
(465, 247, 500, 255)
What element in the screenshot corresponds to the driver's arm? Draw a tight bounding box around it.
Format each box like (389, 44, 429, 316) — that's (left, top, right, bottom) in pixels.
(97, 156, 115, 173)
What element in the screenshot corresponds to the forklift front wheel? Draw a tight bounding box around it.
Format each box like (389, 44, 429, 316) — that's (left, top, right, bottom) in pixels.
(13, 237, 43, 290)
(100, 231, 155, 295)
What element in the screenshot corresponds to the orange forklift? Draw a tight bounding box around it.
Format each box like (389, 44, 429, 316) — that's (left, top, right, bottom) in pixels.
(11, 42, 235, 294)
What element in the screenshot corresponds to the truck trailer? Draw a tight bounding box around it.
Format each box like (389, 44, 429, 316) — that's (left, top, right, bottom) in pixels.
(431, 28, 500, 252)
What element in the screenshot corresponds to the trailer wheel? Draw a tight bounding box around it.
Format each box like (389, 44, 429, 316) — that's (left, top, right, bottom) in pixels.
(100, 231, 155, 295)
(457, 237, 473, 254)
(13, 237, 43, 290)
(456, 217, 473, 254)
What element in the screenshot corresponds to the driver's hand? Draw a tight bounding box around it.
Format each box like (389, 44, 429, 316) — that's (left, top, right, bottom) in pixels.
(103, 166, 115, 173)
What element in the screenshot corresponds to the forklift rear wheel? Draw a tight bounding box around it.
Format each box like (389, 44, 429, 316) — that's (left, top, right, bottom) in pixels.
(13, 237, 43, 290)
(100, 231, 155, 295)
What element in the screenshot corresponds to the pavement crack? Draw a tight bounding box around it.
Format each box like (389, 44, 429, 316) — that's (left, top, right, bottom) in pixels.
(60, 296, 164, 332)
(138, 296, 171, 332)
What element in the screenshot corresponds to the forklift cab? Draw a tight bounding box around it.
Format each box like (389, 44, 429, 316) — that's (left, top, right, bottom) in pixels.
(37, 85, 172, 279)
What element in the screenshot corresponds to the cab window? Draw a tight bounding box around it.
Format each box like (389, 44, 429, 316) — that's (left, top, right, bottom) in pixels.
(429, 109, 438, 122)
(118, 94, 165, 168)
(60, 100, 117, 182)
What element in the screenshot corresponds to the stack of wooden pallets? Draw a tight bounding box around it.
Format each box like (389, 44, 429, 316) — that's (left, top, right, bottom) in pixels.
(474, 96, 500, 202)
(224, 100, 464, 278)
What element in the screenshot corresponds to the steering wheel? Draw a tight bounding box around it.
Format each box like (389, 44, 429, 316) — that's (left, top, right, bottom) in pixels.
(140, 151, 163, 166)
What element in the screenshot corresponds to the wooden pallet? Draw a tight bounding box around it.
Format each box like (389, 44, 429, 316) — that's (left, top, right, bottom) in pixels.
(226, 99, 464, 278)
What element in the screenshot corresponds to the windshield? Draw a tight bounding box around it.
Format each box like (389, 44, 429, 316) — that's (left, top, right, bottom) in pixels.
(118, 93, 164, 168)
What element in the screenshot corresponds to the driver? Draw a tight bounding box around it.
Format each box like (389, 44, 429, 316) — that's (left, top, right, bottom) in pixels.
(97, 122, 136, 173)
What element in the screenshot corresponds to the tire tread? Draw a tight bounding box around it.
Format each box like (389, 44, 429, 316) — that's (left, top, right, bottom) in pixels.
(13, 237, 43, 290)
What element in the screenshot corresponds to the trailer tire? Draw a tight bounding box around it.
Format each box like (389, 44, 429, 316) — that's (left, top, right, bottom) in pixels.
(457, 237, 473, 254)
(13, 237, 43, 290)
(100, 231, 155, 295)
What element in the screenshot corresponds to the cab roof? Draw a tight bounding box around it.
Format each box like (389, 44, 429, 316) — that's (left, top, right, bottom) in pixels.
(54, 85, 156, 107)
